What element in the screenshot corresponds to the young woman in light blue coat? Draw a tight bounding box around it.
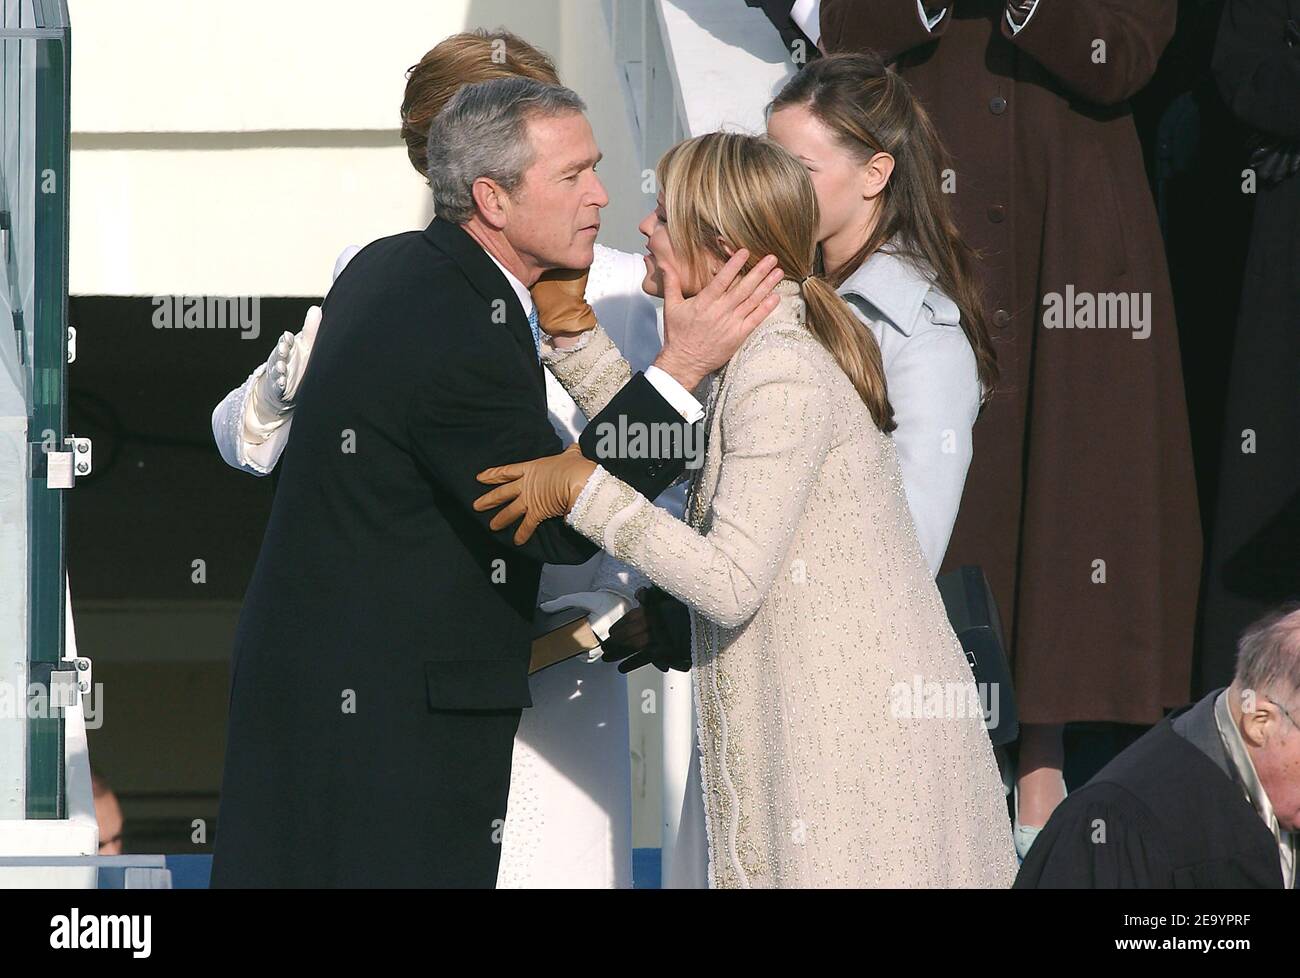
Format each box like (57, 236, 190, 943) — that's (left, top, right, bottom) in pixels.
(767, 52, 998, 575)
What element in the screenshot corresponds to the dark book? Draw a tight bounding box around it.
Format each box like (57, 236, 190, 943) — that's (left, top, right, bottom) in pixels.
(530, 605, 601, 674)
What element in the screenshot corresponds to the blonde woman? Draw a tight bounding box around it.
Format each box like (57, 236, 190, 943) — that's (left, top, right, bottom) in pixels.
(474, 133, 1017, 887)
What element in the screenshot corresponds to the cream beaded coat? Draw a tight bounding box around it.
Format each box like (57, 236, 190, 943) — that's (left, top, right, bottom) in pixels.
(548, 282, 1017, 888)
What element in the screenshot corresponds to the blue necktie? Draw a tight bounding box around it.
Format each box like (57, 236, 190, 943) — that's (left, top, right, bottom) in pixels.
(526, 306, 542, 361)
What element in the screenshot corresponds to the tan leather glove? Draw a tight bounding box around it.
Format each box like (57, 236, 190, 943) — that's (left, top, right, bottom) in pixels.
(473, 443, 598, 544)
(532, 267, 597, 338)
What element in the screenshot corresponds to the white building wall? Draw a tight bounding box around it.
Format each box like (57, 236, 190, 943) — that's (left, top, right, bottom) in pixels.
(68, 0, 648, 296)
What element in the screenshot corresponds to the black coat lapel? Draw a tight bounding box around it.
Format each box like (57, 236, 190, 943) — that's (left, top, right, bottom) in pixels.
(422, 218, 540, 371)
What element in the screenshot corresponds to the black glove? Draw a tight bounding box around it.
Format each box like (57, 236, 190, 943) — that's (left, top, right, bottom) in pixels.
(600, 586, 693, 674)
(1248, 19, 1300, 188)
(1248, 138, 1300, 187)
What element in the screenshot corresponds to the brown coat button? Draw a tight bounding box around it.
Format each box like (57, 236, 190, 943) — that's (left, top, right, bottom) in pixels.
(993, 309, 1011, 328)
(990, 95, 1008, 114)
(988, 204, 1006, 223)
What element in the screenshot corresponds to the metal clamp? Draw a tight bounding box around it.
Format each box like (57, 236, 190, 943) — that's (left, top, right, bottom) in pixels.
(45, 435, 91, 488)
(27, 656, 91, 710)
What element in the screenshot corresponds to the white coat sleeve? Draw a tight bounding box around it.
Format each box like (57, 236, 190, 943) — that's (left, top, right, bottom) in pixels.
(209, 244, 361, 476)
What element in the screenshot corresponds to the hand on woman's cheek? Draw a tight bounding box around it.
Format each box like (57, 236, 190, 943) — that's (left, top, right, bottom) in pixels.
(650, 229, 699, 298)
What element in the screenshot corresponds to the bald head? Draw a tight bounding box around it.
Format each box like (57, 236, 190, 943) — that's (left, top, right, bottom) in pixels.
(1229, 603, 1300, 832)
(1234, 603, 1300, 701)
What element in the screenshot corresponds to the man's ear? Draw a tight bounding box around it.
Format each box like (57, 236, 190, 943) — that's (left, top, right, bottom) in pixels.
(862, 151, 896, 201)
(471, 176, 510, 231)
(715, 236, 736, 258)
(1239, 699, 1274, 750)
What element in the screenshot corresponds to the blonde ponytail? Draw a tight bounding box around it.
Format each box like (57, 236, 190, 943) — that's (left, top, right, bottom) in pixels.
(800, 276, 896, 433)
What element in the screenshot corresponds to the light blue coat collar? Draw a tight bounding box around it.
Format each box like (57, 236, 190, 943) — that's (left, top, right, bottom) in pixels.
(836, 247, 960, 337)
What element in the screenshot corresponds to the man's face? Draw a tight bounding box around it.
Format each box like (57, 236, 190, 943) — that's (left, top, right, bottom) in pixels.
(96, 788, 123, 855)
(503, 111, 608, 271)
(1255, 695, 1300, 832)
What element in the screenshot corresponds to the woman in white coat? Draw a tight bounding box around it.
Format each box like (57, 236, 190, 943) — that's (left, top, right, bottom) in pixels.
(210, 30, 680, 888)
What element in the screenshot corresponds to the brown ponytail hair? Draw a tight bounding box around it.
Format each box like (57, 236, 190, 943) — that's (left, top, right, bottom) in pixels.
(656, 133, 895, 432)
(400, 29, 561, 183)
(769, 52, 998, 398)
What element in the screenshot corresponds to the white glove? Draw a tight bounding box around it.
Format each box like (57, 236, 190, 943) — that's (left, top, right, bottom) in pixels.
(248, 305, 321, 427)
(539, 590, 632, 653)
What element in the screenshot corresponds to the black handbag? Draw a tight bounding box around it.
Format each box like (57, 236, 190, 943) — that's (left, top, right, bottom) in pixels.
(936, 565, 1020, 746)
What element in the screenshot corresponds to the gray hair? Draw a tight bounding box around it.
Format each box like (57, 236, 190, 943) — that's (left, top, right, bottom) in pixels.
(425, 76, 586, 224)
(1235, 602, 1300, 702)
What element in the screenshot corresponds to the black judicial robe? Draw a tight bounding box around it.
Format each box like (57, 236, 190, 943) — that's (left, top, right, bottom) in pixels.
(1015, 689, 1288, 888)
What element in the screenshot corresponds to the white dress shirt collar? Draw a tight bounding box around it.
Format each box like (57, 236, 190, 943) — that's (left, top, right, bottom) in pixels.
(792, 1, 949, 41)
(483, 248, 535, 319)
(790, 0, 822, 45)
(1006, 1, 1043, 34)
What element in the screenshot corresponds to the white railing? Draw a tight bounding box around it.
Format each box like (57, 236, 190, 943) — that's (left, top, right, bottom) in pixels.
(0, 589, 100, 887)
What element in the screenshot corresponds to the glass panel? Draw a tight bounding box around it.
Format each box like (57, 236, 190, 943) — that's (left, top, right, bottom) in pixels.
(0, 0, 33, 822)
(0, 0, 70, 819)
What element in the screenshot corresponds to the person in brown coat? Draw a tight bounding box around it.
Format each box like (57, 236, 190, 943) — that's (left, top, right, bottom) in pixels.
(815, 0, 1202, 846)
